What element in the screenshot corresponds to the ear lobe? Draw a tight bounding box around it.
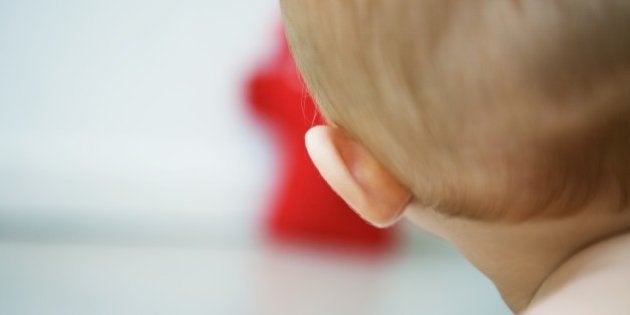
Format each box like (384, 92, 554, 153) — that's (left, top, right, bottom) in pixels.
(305, 126, 412, 227)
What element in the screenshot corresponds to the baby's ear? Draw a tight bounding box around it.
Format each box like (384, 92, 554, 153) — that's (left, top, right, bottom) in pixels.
(305, 126, 411, 227)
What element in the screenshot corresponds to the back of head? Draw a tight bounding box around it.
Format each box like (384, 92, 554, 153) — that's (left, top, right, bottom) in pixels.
(281, 0, 630, 221)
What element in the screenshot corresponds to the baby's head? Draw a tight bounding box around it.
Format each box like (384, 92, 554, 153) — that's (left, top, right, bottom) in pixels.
(281, 0, 630, 223)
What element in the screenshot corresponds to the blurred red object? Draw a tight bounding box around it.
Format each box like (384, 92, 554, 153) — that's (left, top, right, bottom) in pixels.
(246, 28, 397, 249)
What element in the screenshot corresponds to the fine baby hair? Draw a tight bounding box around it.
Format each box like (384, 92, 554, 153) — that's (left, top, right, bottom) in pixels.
(281, 0, 630, 221)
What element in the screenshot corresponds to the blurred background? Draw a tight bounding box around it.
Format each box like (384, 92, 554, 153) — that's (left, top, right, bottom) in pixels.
(0, 0, 510, 314)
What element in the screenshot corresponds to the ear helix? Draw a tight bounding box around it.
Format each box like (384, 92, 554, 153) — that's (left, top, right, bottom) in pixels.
(305, 126, 412, 228)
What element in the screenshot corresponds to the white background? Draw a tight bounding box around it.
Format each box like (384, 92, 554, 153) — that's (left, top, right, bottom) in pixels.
(0, 0, 277, 244)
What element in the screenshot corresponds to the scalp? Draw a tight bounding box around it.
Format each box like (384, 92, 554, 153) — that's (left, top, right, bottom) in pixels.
(281, 0, 630, 221)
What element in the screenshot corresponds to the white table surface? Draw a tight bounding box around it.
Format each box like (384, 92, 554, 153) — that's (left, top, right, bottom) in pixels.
(0, 229, 510, 315)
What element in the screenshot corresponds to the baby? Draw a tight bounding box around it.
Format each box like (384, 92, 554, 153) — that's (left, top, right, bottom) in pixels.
(280, 0, 630, 313)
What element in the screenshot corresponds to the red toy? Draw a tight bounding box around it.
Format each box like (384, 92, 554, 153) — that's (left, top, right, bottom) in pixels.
(246, 28, 397, 249)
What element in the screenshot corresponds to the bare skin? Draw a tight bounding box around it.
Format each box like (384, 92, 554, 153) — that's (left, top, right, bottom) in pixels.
(405, 201, 630, 312)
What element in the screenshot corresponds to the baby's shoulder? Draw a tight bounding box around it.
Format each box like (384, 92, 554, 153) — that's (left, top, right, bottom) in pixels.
(525, 232, 630, 314)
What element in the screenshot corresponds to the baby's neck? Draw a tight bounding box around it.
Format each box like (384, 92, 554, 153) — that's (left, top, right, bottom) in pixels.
(406, 203, 630, 312)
